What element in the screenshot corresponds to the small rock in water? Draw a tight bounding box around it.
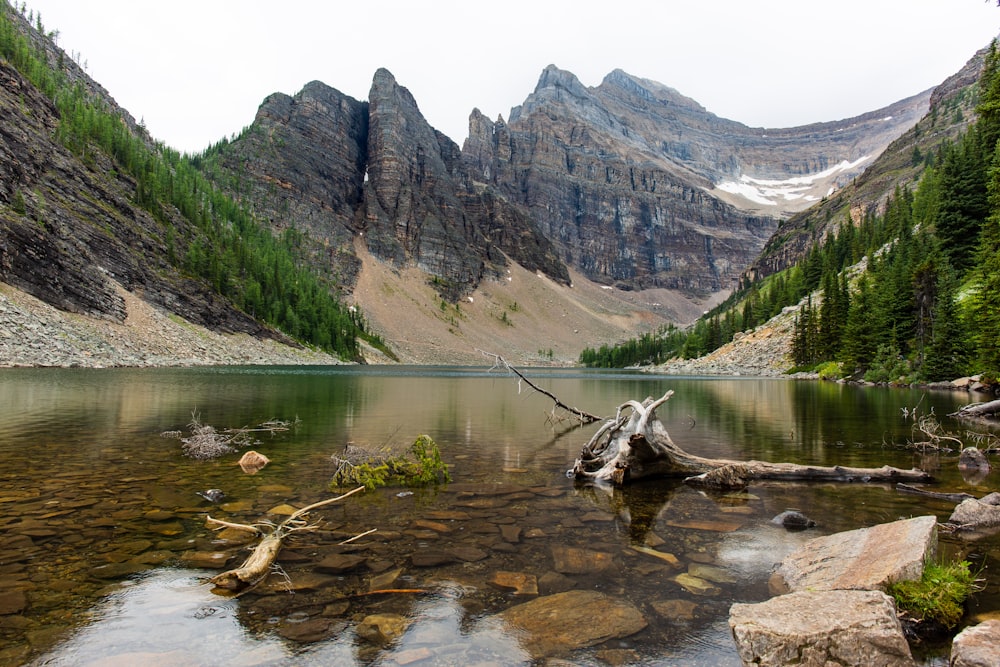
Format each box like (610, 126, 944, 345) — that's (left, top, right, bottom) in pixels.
(771, 509, 816, 530)
(196, 489, 225, 503)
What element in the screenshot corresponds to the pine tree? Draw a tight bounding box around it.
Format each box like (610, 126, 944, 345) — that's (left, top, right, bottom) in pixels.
(936, 137, 988, 271)
(973, 152, 1000, 376)
(840, 276, 879, 375)
(923, 261, 967, 381)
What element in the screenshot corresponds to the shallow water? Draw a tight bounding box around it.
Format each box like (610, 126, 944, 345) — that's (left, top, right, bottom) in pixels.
(0, 367, 997, 665)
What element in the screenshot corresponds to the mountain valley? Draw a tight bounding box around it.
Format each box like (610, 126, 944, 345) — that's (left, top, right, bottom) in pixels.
(0, 3, 989, 366)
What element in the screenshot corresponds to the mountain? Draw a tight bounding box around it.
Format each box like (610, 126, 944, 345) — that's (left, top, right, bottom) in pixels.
(746, 45, 987, 280)
(0, 2, 983, 366)
(0, 13, 279, 341)
(203, 69, 569, 304)
(196, 62, 928, 361)
(463, 66, 930, 294)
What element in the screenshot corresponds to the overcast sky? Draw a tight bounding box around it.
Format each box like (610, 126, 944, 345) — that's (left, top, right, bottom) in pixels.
(20, 1, 1000, 154)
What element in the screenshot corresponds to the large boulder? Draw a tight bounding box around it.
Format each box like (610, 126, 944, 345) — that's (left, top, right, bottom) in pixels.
(948, 493, 1000, 536)
(769, 515, 937, 594)
(950, 619, 1000, 667)
(729, 590, 914, 667)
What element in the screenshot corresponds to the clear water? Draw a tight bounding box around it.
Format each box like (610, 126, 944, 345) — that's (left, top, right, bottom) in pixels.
(0, 366, 996, 665)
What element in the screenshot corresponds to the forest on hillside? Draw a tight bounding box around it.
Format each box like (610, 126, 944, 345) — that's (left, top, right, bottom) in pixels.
(581, 41, 1000, 386)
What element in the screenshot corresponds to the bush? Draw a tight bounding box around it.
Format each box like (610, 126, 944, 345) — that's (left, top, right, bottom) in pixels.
(816, 361, 842, 380)
(886, 560, 978, 629)
(330, 435, 451, 490)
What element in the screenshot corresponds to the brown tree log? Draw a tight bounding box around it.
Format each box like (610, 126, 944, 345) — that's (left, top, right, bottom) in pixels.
(570, 391, 934, 488)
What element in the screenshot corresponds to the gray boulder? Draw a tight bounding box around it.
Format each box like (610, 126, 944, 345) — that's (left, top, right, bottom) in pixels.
(769, 515, 937, 594)
(729, 590, 914, 666)
(950, 619, 1000, 667)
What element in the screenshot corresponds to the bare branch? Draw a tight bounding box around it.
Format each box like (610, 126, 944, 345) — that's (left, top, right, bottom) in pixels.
(480, 350, 603, 424)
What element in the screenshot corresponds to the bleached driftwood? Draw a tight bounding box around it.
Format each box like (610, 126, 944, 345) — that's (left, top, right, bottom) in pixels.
(570, 390, 934, 488)
(207, 486, 367, 594)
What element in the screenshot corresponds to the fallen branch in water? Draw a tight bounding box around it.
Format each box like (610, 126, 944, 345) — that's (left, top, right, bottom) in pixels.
(480, 350, 602, 424)
(896, 483, 976, 503)
(207, 486, 368, 594)
(164, 413, 300, 460)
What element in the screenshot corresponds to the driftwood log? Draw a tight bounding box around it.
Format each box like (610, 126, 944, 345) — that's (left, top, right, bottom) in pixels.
(951, 398, 1000, 421)
(207, 486, 367, 594)
(570, 390, 934, 488)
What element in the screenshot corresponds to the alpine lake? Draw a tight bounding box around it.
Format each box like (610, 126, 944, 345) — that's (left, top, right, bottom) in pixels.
(1, 366, 998, 666)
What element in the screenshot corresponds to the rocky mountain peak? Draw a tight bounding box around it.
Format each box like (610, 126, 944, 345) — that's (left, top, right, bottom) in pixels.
(534, 64, 590, 97)
(599, 69, 709, 117)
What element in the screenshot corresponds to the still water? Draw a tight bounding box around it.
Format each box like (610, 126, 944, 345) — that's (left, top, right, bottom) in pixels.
(0, 366, 997, 666)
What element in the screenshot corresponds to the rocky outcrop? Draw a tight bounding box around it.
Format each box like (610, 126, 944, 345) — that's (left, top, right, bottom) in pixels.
(211, 70, 569, 302)
(361, 69, 498, 297)
(730, 590, 915, 667)
(730, 517, 938, 666)
(947, 493, 1000, 537)
(206, 80, 369, 288)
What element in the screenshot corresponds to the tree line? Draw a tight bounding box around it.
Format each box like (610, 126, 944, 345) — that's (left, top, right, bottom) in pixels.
(0, 3, 391, 361)
(582, 41, 1000, 385)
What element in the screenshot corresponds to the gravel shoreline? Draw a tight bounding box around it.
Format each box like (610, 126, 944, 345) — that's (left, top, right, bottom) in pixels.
(0, 282, 340, 368)
(649, 306, 798, 378)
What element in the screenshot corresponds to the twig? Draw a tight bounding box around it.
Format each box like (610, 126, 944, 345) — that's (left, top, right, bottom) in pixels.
(339, 527, 378, 545)
(205, 516, 265, 534)
(349, 588, 429, 598)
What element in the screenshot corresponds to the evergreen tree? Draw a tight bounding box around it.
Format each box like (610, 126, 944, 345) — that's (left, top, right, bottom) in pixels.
(840, 276, 879, 375)
(923, 261, 967, 381)
(936, 137, 988, 271)
(976, 40, 1000, 161)
(973, 152, 1000, 376)
(817, 271, 847, 360)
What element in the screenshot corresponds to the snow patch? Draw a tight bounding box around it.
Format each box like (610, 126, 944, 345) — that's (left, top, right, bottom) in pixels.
(713, 156, 871, 208)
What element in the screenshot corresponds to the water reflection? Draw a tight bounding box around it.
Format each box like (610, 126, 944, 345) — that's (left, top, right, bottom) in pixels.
(0, 368, 995, 665)
(34, 569, 535, 667)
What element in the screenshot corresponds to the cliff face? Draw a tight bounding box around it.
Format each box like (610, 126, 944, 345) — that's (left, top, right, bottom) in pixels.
(462, 66, 930, 295)
(211, 69, 569, 301)
(217, 63, 925, 304)
(203, 80, 369, 289)
(0, 58, 277, 339)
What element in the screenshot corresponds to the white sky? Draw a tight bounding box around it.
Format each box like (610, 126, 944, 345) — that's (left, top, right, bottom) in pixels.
(20, 0, 1000, 154)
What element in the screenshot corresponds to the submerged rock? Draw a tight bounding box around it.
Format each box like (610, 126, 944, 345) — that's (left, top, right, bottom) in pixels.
(771, 509, 817, 530)
(674, 573, 721, 596)
(356, 613, 410, 644)
(497, 590, 646, 657)
(551, 544, 614, 574)
(951, 619, 1000, 667)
